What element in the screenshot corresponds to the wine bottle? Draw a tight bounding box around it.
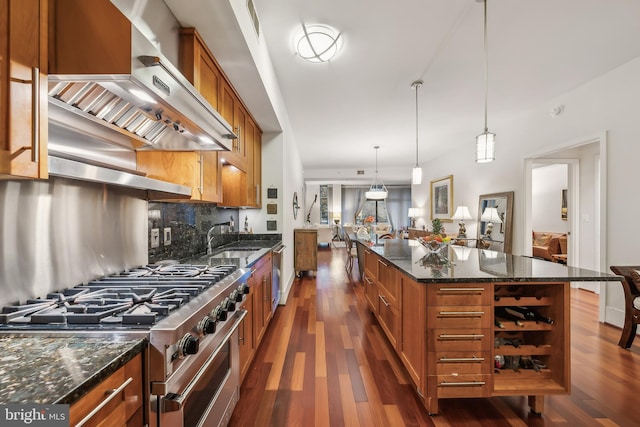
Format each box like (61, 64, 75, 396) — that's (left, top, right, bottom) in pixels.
(495, 307, 524, 327)
(504, 306, 554, 324)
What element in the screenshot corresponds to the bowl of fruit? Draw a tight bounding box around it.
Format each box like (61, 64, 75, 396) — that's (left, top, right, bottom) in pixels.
(417, 234, 451, 253)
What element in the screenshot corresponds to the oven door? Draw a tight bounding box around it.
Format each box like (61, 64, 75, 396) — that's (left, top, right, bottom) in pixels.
(155, 309, 246, 427)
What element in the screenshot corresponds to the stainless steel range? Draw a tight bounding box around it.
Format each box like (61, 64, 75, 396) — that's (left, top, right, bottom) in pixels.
(0, 263, 251, 427)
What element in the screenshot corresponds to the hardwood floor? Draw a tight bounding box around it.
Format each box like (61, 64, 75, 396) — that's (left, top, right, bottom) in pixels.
(230, 247, 640, 426)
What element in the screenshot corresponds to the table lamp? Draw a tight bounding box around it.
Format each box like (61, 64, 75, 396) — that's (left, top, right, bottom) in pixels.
(480, 207, 502, 238)
(451, 205, 472, 237)
(408, 208, 420, 229)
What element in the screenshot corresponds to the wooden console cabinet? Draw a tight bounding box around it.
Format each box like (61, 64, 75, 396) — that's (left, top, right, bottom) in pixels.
(294, 229, 317, 276)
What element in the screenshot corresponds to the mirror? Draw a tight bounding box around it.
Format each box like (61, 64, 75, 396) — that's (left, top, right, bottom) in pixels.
(477, 191, 514, 253)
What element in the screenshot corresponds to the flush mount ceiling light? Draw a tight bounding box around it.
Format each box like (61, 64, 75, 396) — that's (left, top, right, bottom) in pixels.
(476, 0, 496, 163)
(365, 146, 388, 200)
(411, 80, 423, 185)
(295, 23, 342, 63)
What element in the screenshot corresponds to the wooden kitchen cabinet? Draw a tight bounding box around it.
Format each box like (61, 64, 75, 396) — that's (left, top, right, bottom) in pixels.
(376, 257, 400, 349)
(399, 275, 426, 396)
(362, 249, 400, 349)
(69, 353, 144, 427)
(136, 151, 221, 202)
(425, 283, 493, 414)
(179, 27, 262, 208)
(239, 281, 255, 382)
(0, 0, 48, 179)
(252, 252, 272, 345)
(138, 28, 227, 203)
(294, 229, 317, 276)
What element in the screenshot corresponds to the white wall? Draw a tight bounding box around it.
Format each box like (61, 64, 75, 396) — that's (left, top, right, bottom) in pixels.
(532, 164, 568, 233)
(413, 55, 640, 328)
(229, 0, 305, 304)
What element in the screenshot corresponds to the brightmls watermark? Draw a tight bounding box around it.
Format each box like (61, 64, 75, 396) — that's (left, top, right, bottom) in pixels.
(0, 404, 69, 426)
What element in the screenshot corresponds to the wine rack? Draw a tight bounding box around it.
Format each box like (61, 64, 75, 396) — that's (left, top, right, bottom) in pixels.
(492, 283, 569, 397)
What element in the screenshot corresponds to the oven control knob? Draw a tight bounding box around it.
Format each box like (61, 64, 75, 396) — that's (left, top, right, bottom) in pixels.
(198, 316, 217, 335)
(224, 296, 236, 312)
(212, 304, 227, 322)
(238, 283, 250, 295)
(231, 289, 243, 302)
(179, 333, 199, 356)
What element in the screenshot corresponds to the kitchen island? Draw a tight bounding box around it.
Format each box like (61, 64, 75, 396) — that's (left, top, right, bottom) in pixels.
(356, 239, 621, 415)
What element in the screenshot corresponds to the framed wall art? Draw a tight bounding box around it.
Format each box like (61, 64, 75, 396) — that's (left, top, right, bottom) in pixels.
(430, 175, 453, 222)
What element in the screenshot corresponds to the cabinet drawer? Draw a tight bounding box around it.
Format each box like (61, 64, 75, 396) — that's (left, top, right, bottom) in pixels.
(430, 352, 491, 375)
(435, 374, 491, 398)
(69, 354, 143, 427)
(428, 306, 491, 329)
(429, 329, 490, 352)
(428, 284, 492, 306)
(364, 250, 378, 276)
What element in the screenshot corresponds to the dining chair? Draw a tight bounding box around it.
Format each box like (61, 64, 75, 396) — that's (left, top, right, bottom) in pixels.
(343, 232, 358, 279)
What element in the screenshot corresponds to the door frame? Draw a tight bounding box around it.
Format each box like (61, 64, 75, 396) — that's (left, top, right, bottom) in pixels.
(523, 131, 607, 320)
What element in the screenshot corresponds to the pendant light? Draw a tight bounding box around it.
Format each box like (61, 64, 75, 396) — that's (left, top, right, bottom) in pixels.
(411, 80, 423, 184)
(365, 146, 388, 200)
(476, 0, 495, 163)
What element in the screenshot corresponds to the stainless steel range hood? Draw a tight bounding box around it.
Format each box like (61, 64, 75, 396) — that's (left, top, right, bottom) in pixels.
(48, 0, 236, 152)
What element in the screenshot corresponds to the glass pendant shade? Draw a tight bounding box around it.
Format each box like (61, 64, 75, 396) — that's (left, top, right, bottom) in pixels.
(476, 131, 495, 163)
(412, 166, 422, 185)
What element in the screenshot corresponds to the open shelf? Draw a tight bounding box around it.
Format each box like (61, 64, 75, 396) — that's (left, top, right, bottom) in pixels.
(494, 317, 554, 331)
(494, 344, 552, 356)
(493, 296, 553, 306)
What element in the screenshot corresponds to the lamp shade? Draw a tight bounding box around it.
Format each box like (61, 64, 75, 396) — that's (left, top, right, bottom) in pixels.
(408, 208, 420, 218)
(480, 206, 502, 223)
(452, 206, 472, 221)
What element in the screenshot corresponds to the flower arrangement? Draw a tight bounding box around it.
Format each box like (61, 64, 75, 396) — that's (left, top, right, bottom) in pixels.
(363, 215, 375, 225)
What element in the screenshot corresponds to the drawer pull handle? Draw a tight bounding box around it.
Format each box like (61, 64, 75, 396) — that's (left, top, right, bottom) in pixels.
(439, 357, 485, 362)
(438, 334, 484, 340)
(438, 287, 485, 292)
(439, 381, 486, 387)
(74, 377, 133, 427)
(438, 311, 484, 316)
(379, 260, 389, 267)
(364, 276, 373, 285)
(379, 295, 390, 307)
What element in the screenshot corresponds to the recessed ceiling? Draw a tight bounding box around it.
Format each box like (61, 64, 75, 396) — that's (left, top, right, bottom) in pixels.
(167, 0, 640, 184)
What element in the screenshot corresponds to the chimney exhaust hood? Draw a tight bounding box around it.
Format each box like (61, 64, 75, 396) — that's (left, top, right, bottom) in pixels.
(48, 0, 236, 152)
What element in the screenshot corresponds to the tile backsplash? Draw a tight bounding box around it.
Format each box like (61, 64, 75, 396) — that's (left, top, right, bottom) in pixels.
(148, 203, 279, 263)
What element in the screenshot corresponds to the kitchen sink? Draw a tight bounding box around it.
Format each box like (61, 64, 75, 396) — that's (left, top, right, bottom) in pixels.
(210, 249, 260, 259)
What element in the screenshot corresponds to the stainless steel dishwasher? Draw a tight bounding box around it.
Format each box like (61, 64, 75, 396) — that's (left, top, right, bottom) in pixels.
(272, 243, 285, 311)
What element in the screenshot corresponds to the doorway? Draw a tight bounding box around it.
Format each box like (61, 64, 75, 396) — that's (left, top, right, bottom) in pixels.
(524, 133, 607, 320)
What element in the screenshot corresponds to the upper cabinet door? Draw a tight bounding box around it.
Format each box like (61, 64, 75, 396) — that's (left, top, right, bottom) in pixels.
(0, 0, 48, 179)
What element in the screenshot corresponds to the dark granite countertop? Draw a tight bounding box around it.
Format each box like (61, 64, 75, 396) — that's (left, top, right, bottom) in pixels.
(0, 336, 146, 404)
(358, 239, 622, 283)
(183, 239, 282, 268)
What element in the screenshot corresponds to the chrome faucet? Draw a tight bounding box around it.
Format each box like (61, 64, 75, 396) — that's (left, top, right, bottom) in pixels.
(206, 220, 233, 254)
(206, 226, 217, 255)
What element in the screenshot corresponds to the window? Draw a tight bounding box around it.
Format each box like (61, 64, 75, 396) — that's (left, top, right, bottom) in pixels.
(319, 185, 330, 224)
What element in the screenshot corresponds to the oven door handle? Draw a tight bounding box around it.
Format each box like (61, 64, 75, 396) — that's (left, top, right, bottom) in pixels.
(163, 309, 247, 412)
